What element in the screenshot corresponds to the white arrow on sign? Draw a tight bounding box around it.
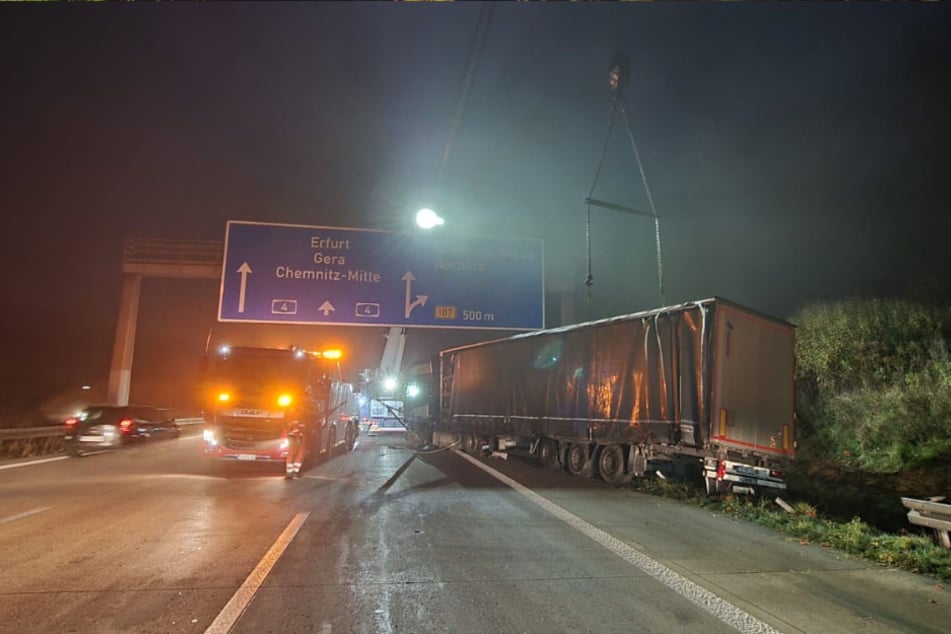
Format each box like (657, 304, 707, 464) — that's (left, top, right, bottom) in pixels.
(402, 271, 428, 319)
(236, 262, 253, 313)
(319, 301, 336, 317)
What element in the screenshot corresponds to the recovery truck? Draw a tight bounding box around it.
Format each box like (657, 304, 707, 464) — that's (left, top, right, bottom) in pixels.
(200, 345, 359, 475)
(429, 297, 796, 495)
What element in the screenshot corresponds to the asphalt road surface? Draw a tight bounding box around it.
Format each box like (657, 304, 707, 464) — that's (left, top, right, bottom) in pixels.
(0, 432, 947, 633)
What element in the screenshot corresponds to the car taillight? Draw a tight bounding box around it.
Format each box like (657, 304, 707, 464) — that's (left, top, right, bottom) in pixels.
(119, 418, 134, 432)
(64, 417, 79, 428)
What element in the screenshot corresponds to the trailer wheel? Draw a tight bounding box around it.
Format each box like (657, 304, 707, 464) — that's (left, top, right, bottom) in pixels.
(463, 434, 479, 455)
(537, 439, 559, 469)
(565, 443, 593, 478)
(597, 445, 626, 483)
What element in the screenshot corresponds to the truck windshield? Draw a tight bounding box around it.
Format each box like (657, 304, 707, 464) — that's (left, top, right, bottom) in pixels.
(210, 354, 308, 388)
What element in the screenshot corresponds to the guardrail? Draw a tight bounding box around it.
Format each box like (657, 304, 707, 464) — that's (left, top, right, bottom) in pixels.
(902, 496, 951, 549)
(0, 418, 205, 441)
(0, 426, 65, 441)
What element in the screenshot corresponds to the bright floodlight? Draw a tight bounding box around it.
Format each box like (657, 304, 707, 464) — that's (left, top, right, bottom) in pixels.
(416, 208, 445, 229)
(383, 376, 398, 392)
(406, 383, 421, 398)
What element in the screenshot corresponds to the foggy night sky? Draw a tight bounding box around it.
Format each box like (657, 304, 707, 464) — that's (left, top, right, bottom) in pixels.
(1, 3, 950, 415)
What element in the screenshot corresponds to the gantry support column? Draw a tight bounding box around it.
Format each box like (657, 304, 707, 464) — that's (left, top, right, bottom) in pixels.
(107, 273, 142, 406)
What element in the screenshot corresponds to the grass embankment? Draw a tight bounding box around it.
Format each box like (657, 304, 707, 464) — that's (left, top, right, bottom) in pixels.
(794, 299, 951, 474)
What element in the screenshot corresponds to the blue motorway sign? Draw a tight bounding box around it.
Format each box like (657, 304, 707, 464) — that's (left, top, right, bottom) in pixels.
(218, 221, 544, 330)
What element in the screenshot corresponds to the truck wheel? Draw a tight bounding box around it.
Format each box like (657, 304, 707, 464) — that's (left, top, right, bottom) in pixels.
(463, 434, 479, 455)
(565, 443, 593, 478)
(538, 439, 559, 469)
(598, 445, 626, 483)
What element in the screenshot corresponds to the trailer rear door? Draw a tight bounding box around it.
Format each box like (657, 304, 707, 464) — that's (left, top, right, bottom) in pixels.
(711, 303, 795, 457)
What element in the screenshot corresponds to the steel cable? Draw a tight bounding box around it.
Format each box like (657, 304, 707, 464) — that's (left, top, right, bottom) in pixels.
(585, 102, 619, 309)
(619, 102, 666, 306)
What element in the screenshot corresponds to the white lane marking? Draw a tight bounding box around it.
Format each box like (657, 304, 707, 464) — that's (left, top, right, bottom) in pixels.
(0, 506, 52, 525)
(302, 474, 351, 482)
(204, 512, 309, 634)
(455, 450, 783, 634)
(0, 456, 69, 471)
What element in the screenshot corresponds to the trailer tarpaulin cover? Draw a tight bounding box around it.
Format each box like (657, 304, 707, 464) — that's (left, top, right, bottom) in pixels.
(442, 300, 721, 447)
(443, 302, 712, 445)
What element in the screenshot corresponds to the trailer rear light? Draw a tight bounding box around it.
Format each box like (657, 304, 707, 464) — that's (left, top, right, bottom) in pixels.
(770, 470, 784, 479)
(718, 409, 728, 437)
(716, 460, 726, 481)
(119, 418, 134, 432)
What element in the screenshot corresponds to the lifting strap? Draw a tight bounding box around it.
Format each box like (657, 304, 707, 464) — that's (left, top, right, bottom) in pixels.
(584, 52, 666, 313)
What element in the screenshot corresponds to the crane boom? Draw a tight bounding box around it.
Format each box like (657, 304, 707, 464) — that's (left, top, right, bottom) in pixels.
(379, 326, 406, 377)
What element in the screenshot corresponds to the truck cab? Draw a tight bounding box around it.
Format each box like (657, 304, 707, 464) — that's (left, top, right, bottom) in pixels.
(200, 346, 358, 472)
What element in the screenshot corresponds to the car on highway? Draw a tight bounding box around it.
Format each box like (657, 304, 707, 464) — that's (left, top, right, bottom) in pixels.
(366, 418, 407, 437)
(64, 405, 180, 455)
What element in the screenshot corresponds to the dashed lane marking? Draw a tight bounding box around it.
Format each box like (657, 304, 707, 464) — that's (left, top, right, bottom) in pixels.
(204, 512, 309, 634)
(0, 506, 53, 525)
(0, 456, 69, 471)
